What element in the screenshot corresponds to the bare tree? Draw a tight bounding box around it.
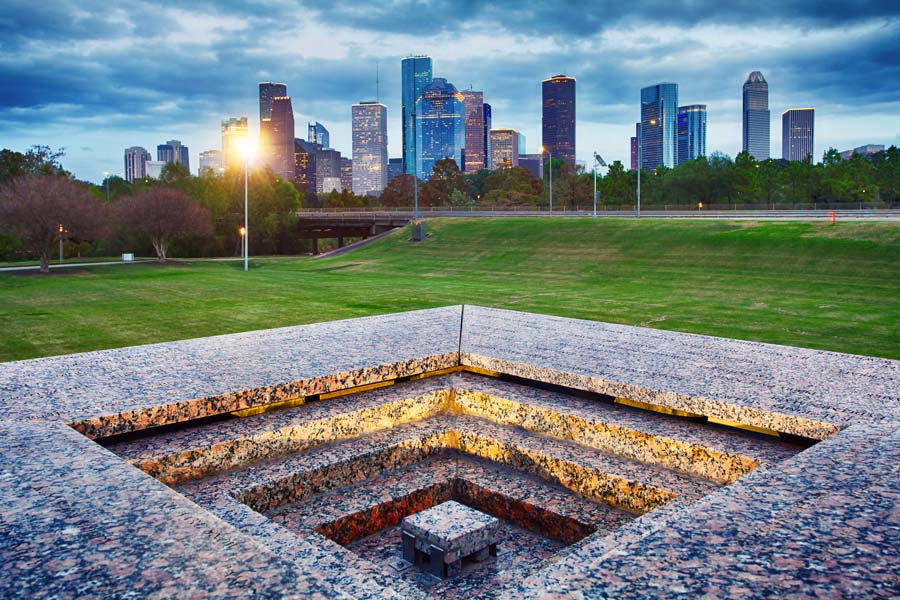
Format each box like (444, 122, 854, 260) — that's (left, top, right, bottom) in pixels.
(117, 187, 212, 262)
(0, 175, 108, 272)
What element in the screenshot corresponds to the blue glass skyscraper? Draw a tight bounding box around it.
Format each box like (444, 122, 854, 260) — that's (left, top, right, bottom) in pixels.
(640, 83, 678, 170)
(401, 55, 433, 175)
(415, 77, 464, 180)
(676, 104, 706, 166)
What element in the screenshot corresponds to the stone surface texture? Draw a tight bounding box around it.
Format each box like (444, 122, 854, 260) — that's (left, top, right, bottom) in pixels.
(0, 304, 897, 599)
(402, 501, 499, 564)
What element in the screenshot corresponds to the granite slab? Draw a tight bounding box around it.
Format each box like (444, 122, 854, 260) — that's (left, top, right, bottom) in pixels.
(402, 501, 499, 564)
(0, 420, 399, 600)
(0, 306, 462, 438)
(460, 305, 900, 438)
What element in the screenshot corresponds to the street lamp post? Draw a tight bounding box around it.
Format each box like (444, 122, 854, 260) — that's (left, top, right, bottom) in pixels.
(103, 171, 110, 203)
(243, 158, 249, 272)
(412, 111, 418, 222)
(593, 152, 607, 219)
(637, 118, 657, 217)
(541, 146, 552, 212)
(58, 224, 64, 263)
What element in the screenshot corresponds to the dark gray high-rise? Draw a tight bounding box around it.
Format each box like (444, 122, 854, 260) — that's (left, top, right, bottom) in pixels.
(542, 75, 576, 165)
(742, 71, 770, 160)
(483, 103, 492, 169)
(259, 82, 287, 123)
(782, 108, 815, 162)
(640, 83, 677, 170)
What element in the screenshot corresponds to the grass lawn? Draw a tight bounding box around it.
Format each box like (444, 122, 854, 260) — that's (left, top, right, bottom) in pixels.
(1, 218, 898, 362)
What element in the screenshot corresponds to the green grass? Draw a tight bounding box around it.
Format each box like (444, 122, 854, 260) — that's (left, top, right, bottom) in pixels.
(1, 218, 898, 362)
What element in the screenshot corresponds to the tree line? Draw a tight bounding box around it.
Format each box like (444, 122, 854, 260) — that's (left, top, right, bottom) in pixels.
(1, 144, 897, 270)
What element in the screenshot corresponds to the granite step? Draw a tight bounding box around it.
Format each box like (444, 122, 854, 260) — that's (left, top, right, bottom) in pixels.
(449, 414, 721, 513)
(265, 454, 634, 546)
(451, 372, 803, 484)
(106, 375, 454, 484)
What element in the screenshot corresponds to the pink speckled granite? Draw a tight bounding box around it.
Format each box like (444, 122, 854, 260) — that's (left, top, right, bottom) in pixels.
(402, 501, 499, 564)
(1, 305, 898, 599)
(0, 306, 462, 438)
(461, 305, 900, 438)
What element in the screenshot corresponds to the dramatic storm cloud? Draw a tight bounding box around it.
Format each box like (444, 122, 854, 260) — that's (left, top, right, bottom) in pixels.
(1, 0, 898, 181)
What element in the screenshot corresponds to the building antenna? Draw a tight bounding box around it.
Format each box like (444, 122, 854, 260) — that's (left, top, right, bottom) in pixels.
(376, 60, 380, 103)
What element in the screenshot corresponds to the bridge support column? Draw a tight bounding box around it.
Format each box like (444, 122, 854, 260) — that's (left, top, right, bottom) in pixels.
(338, 237, 345, 248)
(312, 238, 319, 256)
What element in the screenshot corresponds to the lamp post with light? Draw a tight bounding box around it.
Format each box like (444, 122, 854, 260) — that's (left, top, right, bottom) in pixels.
(593, 152, 607, 218)
(238, 227, 246, 259)
(58, 224, 64, 263)
(541, 146, 552, 212)
(236, 138, 256, 272)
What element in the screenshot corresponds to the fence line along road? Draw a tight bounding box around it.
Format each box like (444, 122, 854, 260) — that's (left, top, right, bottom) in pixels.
(297, 208, 900, 221)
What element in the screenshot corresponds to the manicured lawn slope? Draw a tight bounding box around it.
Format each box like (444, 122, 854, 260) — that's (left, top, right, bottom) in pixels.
(1, 218, 898, 361)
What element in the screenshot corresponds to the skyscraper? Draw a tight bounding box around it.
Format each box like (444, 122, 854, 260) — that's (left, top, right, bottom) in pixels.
(340, 157, 353, 194)
(221, 117, 249, 171)
(387, 158, 403, 183)
(294, 138, 319, 195)
(124, 146, 151, 182)
(416, 77, 464, 180)
(308, 122, 330, 148)
(742, 71, 770, 160)
(198, 150, 224, 176)
(315, 148, 343, 193)
(483, 103, 492, 169)
(259, 82, 287, 123)
(541, 75, 576, 165)
(351, 101, 388, 195)
(490, 129, 520, 168)
(461, 91, 486, 172)
(261, 96, 296, 180)
(401, 55, 433, 175)
(676, 104, 707, 166)
(782, 108, 815, 161)
(518, 154, 544, 180)
(640, 83, 678, 170)
(157, 140, 189, 172)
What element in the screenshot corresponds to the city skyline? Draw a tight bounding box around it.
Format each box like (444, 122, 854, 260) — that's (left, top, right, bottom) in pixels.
(1, 2, 898, 183)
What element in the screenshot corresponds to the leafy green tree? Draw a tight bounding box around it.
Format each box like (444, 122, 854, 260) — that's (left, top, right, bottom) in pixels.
(379, 174, 430, 207)
(0, 146, 67, 183)
(599, 161, 634, 206)
(425, 158, 466, 206)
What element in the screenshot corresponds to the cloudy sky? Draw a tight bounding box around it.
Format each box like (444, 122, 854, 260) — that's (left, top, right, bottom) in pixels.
(1, 1, 899, 183)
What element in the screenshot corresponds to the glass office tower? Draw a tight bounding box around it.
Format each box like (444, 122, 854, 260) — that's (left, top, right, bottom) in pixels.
(401, 55, 433, 175)
(415, 77, 464, 180)
(782, 108, 815, 161)
(742, 71, 770, 160)
(640, 82, 678, 170)
(676, 104, 707, 166)
(541, 75, 576, 165)
(351, 101, 388, 195)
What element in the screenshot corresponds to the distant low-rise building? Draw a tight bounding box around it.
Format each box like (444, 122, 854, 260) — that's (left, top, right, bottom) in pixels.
(387, 158, 403, 183)
(145, 160, 166, 179)
(518, 154, 544, 180)
(839, 144, 884, 160)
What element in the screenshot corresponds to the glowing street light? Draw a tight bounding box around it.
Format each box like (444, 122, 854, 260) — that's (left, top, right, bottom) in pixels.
(541, 145, 552, 212)
(58, 224, 64, 263)
(238, 227, 246, 258)
(235, 137, 257, 272)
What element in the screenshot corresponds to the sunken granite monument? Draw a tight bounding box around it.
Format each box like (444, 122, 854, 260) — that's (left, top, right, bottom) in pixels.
(0, 305, 897, 598)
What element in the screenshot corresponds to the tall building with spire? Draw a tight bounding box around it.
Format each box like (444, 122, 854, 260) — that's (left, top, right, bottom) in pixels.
(221, 117, 249, 171)
(461, 90, 486, 172)
(415, 77, 464, 180)
(124, 146, 151, 182)
(640, 82, 678, 170)
(742, 71, 770, 160)
(782, 108, 815, 162)
(261, 95, 296, 180)
(351, 101, 388, 195)
(401, 56, 433, 175)
(542, 75, 576, 165)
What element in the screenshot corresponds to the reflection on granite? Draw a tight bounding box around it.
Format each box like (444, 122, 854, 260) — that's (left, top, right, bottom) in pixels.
(1, 304, 898, 599)
(461, 305, 900, 438)
(0, 306, 462, 438)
